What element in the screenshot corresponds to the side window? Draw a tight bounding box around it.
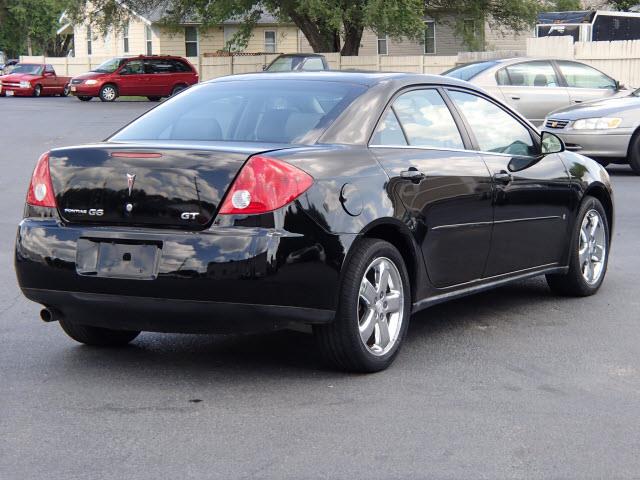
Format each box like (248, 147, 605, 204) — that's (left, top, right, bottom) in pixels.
(173, 60, 190, 72)
(371, 110, 407, 146)
(556, 61, 616, 89)
(499, 61, 559, 87)
(302, 57, 325, 71)
(388, 89, 464, 149)
(121, 60, 143, 75)
(448, 90, 536, 156)
(44, 65, 55, 74)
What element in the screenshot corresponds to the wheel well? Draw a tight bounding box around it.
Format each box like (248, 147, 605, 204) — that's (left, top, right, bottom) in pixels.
(362, 223, 419, 303)
(101, 83, 118, 92)
(626, 126, 640, 160)
(584, 184, 613, 234)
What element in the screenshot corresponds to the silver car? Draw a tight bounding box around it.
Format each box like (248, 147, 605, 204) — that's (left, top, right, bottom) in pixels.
(444, 58, 625, 126)
(542, 89, 640, 174)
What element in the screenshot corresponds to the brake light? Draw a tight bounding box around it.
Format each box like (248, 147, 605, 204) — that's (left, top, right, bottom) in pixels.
(26, 152, 57, 208)
(219, 155, 313, 215)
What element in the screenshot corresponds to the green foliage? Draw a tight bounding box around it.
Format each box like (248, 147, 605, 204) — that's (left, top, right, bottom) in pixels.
(606, 0, 638, 10)
(0, 0, 71, 57)
(550, 0, 583, 11)
(68, 0, 545, 55)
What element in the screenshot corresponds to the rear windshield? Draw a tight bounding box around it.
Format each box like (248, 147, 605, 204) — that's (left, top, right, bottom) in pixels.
(443, 61, 498, 81)
(111, 79, 367, 144)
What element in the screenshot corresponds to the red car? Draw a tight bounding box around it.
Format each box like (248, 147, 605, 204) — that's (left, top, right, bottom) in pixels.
(70, 55, 199, 102)
(0, 64, 71, 97)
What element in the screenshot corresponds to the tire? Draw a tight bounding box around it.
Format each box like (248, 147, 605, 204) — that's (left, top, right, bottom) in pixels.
(59, 318, 140, 346)
(33, 84, 42, 97)
(147, 96, 161, 102)
(546, 195, 610, 297)
(314, 238, 411, 373)
(99, 84, 118, 102)
(61, 84, 70, 97)
(171, 84, 187, 96)
(77, 96, 92, 102)
(627, 134, 640, 175)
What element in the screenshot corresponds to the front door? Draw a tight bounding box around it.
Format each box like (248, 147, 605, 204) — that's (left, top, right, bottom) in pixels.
(116, 60, 146, 96)
(370, 88, 494, 288)
(446, 89, 571, 277)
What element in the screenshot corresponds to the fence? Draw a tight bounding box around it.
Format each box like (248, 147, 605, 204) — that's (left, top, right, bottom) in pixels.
(20, 37, 640, 87)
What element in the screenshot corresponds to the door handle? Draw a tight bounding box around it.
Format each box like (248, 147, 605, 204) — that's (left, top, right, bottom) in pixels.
(573, 100, 583, 103)
(493, 172, 512, 184)
(400, 170, 426, 182)
(510, 95, 521, 100)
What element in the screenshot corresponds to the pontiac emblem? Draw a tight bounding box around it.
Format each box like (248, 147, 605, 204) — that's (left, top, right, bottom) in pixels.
(126, 173, 136, 196)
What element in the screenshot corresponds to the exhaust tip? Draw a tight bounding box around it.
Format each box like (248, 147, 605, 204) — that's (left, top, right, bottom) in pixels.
(40, 307, 60, 323)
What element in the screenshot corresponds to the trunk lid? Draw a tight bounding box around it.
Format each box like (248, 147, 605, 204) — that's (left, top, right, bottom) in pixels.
(49, 142, 284, 230)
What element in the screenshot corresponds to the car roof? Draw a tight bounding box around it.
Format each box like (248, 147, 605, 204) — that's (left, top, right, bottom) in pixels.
(275, 53, 325, 58)
(208, 70, 473, 88)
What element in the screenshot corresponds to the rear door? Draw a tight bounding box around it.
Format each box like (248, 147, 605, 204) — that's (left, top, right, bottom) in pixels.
(554, 60, 619, 105)
(370, 87, 494, 288)
(446, 88, 571, 277)
(496, 60, 571, 126)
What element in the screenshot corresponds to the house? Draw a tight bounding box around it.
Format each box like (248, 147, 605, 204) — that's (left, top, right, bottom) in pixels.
(69, 6, 530, 59)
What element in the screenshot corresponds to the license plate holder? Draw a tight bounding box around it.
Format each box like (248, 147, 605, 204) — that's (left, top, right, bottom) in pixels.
(71, 86, 76, 92)
(76, 239, 161, 280)
(6, 90, 14, 96)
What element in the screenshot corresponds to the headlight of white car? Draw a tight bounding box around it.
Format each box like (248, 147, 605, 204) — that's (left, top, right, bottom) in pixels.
(85, 79, 98, 85)
(573, 117, 622, 130)
(19, 81, 30, 88)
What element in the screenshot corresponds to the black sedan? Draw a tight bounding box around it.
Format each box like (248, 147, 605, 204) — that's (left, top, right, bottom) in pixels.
(15, 72, 613, 372)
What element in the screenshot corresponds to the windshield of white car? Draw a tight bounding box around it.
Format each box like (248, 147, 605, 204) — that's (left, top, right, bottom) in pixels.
(92, 58, 126, 73)
(443, 61, 499, 81)
(10, 64, 43, 75)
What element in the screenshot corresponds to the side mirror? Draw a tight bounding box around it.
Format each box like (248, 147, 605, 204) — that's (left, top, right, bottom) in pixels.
(541, 131, 564, 155)
(262, 64, 268, 71)
(615, 79, 621, 91)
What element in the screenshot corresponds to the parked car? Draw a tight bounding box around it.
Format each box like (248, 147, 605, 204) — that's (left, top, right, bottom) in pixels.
(543, 87, 640, 173)
(0, 59, 19, 75)
(264, 53, 328, 72)
(15, 72, 613, 372)
(444, 57, 626, 125)
(70, 55, 198, 102)
(0, 64, 71, 97)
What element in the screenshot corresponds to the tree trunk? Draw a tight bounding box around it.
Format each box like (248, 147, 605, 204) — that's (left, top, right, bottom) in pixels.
(27, 34, 32, 56)
(341, 23, 363, 56)
(286, 10, 341, 53)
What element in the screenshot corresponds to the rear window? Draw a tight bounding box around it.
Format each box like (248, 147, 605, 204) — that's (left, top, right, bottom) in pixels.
(111, 80, 367, 144)
(443, 61, 498, 81)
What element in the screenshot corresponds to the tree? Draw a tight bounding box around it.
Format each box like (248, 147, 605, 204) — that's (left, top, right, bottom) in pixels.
(605, 0, 638, 10)
(0, 0, 71, 57)
(69, 0, 543, 56)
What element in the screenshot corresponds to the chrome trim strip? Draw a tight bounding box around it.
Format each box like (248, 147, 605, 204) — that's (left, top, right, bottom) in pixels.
(412, 263, 565, 313)
(432, 215, 561, 231)
(369, 144, 517, 158)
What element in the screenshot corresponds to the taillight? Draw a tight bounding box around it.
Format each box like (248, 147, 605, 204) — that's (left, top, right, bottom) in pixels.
(219, 155, 313, 215)
(26, 152, 57, 208)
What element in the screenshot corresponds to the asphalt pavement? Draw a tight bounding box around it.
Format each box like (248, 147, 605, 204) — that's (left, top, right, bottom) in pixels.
(1, 97, 639, 479)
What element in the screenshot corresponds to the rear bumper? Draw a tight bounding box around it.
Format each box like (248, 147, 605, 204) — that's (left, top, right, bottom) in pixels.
(543, 128, 632, 159)
(15, 217, 351, 332)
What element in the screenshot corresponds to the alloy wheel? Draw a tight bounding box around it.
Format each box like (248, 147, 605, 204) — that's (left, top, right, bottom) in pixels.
(101, 86, 116, 101)
(357, 257, 404, 356)
(579, 209, 607, 285)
